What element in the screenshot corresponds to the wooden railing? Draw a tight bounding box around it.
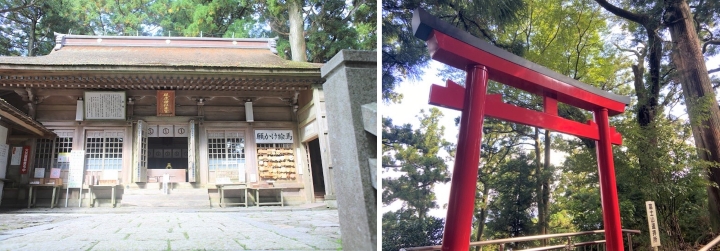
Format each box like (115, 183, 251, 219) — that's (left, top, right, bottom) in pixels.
(400, 229, 641, 251)
(699, 234, 720, 251)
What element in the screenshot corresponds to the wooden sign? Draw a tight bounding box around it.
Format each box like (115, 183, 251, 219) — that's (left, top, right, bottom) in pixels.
(255, 130, 294, 144)
(646, 201, 661, 247)
(0, 144, 7, 179)
(10, 146, 21, 165)
(67, 150, 85, 188)
(157, 90, 175, 116)
(84, 91, 126, 120)
(19, 146, 30, 174)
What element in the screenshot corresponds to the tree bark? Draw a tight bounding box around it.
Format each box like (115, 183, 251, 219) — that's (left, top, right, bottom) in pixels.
(474, 185, 489, 251)
(541, 130, 551, 239)
(665, 0, 720, 231)
(28, 10, 36, 57)
(288, 0, 306, 62)
(534, 128, 543, 233)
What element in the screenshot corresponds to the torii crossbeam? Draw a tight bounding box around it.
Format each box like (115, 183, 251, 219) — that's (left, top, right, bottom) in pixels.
(412, 8, 631, 251)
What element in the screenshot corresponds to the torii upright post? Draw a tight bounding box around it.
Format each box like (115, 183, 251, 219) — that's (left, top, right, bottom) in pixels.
(412, 8, 630, 251)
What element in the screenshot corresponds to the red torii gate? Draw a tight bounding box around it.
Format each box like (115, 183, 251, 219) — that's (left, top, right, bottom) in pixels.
(412, 8, 631, 251)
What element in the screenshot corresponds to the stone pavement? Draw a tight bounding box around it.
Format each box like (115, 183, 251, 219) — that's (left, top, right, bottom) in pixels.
(0, 206, 341, 250)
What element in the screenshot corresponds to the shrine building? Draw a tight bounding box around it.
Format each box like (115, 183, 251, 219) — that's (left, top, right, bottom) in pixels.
(0, 33, 336, 208)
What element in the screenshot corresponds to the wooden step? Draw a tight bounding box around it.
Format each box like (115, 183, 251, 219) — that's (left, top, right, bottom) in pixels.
(119, 183, 210, 208)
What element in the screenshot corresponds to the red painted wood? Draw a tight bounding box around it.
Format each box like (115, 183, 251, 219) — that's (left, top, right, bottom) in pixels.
(544, 96, 558, 116)
(423, 27, 627, 250)
(440, 66, 488, 251)
(427, 31, 626, 115)
(594, 108, 624, 250)
(429, 80, 622, 145)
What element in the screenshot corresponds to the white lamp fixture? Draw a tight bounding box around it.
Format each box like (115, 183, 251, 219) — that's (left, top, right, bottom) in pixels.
(245, 101, 254, 122)
(75, 98, 84, 121)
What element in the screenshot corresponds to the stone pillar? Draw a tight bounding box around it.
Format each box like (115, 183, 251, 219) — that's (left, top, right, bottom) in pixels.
(321, 50, 377, 250)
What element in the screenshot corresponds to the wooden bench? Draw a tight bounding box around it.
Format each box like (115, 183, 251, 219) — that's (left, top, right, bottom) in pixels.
(88, 184, 118, 208)
(27, 184, 62, 208)
(217, 183, 248, 207)
(248, 187, 284, 207)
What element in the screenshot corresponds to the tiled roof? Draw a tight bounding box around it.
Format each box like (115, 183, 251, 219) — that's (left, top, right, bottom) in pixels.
(0, 34, 324, 90)
(0, 34, 321, 69)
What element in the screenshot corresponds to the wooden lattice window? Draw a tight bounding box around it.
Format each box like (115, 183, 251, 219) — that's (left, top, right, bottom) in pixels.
(85, 130, 124, 171)
(33, 130, 74, 169)
(207, 130, 245, 171)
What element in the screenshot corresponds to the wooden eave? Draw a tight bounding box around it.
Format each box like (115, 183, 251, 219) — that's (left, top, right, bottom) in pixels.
(0, 34, 323, 91)
(0, 98, 55, 138)
(0, 65, 323, 91)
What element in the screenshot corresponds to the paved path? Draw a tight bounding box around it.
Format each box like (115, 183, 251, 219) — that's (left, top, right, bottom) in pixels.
(0, 208, 341, 250)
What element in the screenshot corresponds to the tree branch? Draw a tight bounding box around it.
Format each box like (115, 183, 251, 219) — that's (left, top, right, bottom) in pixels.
(613, 43, 642, 59)
(0, 0, 35, 14)
(594, 0, 646, 24)
(703, 40, 720, 53)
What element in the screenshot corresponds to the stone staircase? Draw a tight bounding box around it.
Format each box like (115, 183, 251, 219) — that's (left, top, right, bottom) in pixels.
(120, 182, 210, 208)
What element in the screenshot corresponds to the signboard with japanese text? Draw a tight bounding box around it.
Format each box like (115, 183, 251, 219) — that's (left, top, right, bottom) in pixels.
(0, 144, 8, 179)
(255, 130, 294, 144)
(58, 153, 70, 163)
(10, 146, 21, 165)
(67, 150, 85, 188)
(19, 146, 30, 174)
(646, 201, 661, 247)
(84, 91, 126, 120)
(157, 90, 175, 116)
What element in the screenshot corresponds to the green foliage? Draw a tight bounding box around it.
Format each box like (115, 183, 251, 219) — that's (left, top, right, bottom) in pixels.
(486, 154, 537, 242)
(150, 0, 259, 38)
(382, 0, 525, 103)
(382, 209, 444, 251)
(0, 0, 371, 62)
(382, 108, 453, 218)
(0, 0, 93, 56)
(260, 0, 376, 62)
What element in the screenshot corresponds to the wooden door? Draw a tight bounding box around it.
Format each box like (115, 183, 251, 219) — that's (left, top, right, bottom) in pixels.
(188, 120, 197, 182)
(133, 120, 148, 182)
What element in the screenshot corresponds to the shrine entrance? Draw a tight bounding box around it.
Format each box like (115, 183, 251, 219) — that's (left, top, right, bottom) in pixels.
(132, 120, 197, 184)
(306, 138, 326, 202)
(412, 8, 631, 251)
(147, 137, 188, 182)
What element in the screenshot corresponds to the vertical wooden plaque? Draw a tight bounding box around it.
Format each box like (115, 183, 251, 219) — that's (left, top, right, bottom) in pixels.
(157, 90, 175, 116)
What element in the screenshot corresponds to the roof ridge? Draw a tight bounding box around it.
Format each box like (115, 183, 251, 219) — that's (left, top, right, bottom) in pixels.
(53, 33, 278, 54)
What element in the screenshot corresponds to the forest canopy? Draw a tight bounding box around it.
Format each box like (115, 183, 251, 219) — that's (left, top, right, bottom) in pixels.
(0, 0, 376, 62)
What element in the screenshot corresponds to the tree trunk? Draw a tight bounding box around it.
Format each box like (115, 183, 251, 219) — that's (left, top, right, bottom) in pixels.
(541, 130, 551, 238)
(28, 11, 37, 57)
(666, 0, 720, 231)
(475, 185, 489, 251)
(288, 0, 306, 62)
(534, 128, 544, 232)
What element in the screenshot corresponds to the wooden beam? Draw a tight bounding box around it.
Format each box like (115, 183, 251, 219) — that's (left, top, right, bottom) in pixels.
(0, 110, 44, 136)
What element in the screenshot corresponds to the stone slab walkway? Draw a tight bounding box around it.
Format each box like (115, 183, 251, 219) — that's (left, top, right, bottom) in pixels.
(0, 207, 341, 250)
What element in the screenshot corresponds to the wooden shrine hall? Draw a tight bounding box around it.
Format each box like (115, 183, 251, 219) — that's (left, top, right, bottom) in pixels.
(0, 33, 337, 208)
